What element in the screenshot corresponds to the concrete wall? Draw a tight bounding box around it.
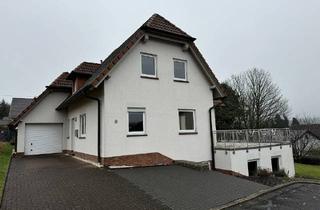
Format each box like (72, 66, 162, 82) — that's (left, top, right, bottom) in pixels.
(16, 91, 69, 153)
(215, 145, 295, 177)
(103, 38, 215, 162)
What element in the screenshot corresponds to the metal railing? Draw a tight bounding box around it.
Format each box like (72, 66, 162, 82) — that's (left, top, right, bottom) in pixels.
(214, 128, 290, 150)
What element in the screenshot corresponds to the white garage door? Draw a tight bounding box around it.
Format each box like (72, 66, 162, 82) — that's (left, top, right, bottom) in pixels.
(25, 124, 63, 155)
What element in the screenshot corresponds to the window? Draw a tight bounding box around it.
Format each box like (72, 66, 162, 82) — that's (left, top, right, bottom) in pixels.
(141, 53, 157, 77)
(174, 59, 187, 81)
(178, 109, 196, 133)
(128, 108, 146, 135)
(79, 114, 86, 137)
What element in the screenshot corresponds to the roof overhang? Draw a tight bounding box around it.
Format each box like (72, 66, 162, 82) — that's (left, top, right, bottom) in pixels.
(56, 84, 92, 110)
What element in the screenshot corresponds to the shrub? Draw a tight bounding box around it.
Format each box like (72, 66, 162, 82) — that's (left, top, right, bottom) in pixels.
(273, 169, 288, 177)
(296, 156, 320, 165)
(257, 168, 272, 177)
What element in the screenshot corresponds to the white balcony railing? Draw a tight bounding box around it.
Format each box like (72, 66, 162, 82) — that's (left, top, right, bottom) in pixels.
(214, 128, 291, 150)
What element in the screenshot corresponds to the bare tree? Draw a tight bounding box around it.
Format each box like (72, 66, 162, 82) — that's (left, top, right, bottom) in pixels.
(228, 68, 289, 129)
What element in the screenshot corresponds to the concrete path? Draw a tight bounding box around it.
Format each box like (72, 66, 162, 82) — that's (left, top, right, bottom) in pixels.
(115, 166, 268, 210)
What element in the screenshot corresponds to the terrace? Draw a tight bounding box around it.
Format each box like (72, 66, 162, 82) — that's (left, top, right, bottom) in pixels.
(214, 128, 291, 151)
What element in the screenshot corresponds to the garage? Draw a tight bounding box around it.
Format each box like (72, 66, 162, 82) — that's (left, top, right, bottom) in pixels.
(25, 124, 63, 155)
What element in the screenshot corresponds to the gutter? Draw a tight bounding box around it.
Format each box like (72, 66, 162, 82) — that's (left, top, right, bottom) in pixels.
(85, 95, 102, 164)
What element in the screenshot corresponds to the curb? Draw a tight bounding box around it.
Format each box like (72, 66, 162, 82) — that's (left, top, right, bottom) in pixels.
(0, 152, 13, 208)
(211, 180, 320, 210)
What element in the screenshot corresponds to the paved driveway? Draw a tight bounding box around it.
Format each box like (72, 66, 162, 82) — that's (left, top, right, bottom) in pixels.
(114, 166, 268, 210)
(2, 155, 268, 210)
(1, 155, 168, 210)
(228, 183, 320, 210)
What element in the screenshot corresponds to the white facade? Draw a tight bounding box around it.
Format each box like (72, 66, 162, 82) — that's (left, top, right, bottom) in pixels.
(215, 145, 295, 177)
(16, 92, 69, 153)
(14, 33, 295, 178)
(103, 38, 215, 162)
(65, 88, 104, 156)
(15, 38, 216, 163)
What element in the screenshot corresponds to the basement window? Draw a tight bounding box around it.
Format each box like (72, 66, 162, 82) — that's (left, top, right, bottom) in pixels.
(141, 53, 157, 78)
(248, 160, 258, 176)
(127, 108, 146, 136)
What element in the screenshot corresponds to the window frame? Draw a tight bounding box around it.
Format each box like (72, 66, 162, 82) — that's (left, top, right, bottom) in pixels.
(79, 113, 86, 138)
(173, 59, 188, 82)
(127, 107, 147, 136)
(178, 109, 197, 134)
(141, 53, 157, 78)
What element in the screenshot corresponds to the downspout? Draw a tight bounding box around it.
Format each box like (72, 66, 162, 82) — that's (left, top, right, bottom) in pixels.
(209, 86, 217, 170)
(209, 105, 215, 170)
(85, 95, 101, 164)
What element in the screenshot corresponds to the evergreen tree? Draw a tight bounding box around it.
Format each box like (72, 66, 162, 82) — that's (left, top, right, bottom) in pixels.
(215, 83, 243, 129)
(0, 99, 10, 119)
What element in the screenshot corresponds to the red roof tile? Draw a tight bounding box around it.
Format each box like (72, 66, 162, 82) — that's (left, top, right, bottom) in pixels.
(72, 62, 101, 75)
(48, 72, 73, 89)
(142, 14, 195, 40)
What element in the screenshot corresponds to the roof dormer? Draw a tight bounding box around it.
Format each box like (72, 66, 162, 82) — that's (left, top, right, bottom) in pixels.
(67, 62, 101, 93)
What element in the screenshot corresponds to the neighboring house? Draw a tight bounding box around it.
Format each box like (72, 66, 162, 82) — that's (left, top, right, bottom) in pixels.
(0, 117, 11, 141)
(2, 98, 33, 144)
(9, 98, 33, 120)
(10, 14, 225, 167)
(291, 124, 320, 153)
(9, 14, 295, 177)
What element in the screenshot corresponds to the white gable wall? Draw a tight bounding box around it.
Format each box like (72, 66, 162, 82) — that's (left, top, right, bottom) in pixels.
(16, 92, 69, 153)
(103, 38, 215, 162)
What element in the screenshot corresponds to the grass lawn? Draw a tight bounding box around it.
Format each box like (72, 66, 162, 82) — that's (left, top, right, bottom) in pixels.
(0, 142, 13, 198)
(295, 163, 320, 180)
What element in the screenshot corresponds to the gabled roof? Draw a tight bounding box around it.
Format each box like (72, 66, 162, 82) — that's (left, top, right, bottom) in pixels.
(8, 98, 33, 119)
(57, 13, 225, 110)
(141, 13, 195, 41)
(10, 72, 72, 127)
(67, 62, 101, 79)
(292, 124, 320, 140)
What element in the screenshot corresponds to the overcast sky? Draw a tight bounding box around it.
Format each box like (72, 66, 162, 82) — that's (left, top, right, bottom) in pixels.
(1, 0, 319, 118)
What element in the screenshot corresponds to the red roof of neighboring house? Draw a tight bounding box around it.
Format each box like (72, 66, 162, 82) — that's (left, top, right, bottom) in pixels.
(56, 13, 225, 110)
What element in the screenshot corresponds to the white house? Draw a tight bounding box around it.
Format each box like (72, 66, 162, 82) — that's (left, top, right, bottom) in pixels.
(10, 14, 295, 177)
(11, 14, 224, 166)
